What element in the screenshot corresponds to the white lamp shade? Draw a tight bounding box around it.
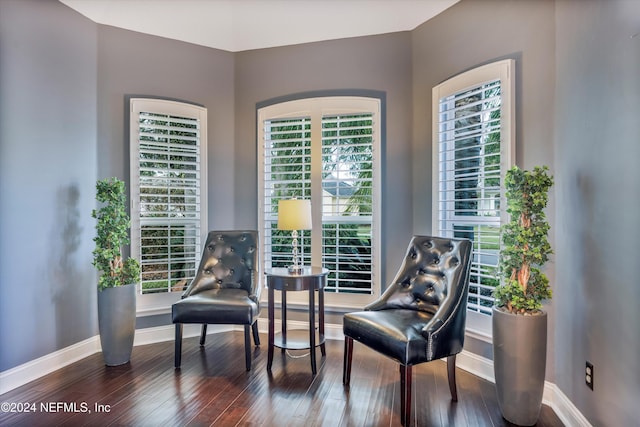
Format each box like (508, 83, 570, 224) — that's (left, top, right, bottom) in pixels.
(278, 199, 312, 230)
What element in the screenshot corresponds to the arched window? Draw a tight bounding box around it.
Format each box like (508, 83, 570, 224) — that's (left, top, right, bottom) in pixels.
(433, 60, 515, 334)
(258, 96, 382, 306)
(130, 98, 207, 303)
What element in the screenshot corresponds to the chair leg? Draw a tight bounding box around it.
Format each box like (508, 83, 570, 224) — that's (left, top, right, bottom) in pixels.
(252, 320, 260, 346)
(244, 325, 252, 371)
(447, 354, 458, 401)
(400, 364, 412, 426)
(343, 336, 353, 385)
(199, 324, 208, 346)
(174, 323, 183, 368)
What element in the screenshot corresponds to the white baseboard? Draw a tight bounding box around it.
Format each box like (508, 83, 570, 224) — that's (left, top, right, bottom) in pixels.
(456, 349, 495, 383)
(0, 322, 591, 427)
(0, 324, 234, 395)
(0, 336, 100, 395)
(257, 318, 344, 341)
(544, 382, 593, 427)
(133, 323, 234, 346)
(455, 349, 591, 427)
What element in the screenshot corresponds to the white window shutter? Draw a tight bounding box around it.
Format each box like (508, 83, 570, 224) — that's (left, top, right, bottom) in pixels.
(130, 99, 207, 294)
(262, 116, 312, 269)
(321, 113, 375, 294)
(258, 97, 380, 298)
(433, 60, 515, 317)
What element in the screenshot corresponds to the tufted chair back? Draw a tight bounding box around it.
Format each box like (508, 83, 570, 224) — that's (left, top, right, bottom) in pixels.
(172, 230, 261, 371)
(343, 235, 472, 426)
(183, 230, 258, 298)
(366, 235, 472, 317)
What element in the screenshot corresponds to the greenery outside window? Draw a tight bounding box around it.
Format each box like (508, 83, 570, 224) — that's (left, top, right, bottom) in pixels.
(130, 98, 207, 307)
(432, 60, 515, 335)
(258, 96, 381, 307)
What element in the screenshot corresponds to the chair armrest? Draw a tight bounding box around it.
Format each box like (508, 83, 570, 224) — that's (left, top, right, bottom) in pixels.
(251, 269, 262, 301)
(363, 297, 386, 311)
(420, 295, 467, 360)
(181, 278, 198, 299)
(422, 317, 445, 336)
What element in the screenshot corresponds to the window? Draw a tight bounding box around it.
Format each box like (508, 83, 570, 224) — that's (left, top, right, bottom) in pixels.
(432, 60, 514, 334)
(258, 96, 381, 306)
(130, 98, 207, 299)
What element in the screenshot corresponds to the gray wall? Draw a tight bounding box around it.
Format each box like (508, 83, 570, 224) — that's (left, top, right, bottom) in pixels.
(411, 0, 557, 376)
(554, 0, 640, 425)
(412, 0, 639, 423)
(234, 33, 415, 287)
(0, 0, 97, 371)
(97, 25, 236, 230)
(0, 0, 237, 370)
(1, 0, 638, 423)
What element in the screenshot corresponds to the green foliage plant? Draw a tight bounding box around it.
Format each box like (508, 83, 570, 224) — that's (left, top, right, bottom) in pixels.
(92, 178, 140, 291)
(494, 166, 553, 314)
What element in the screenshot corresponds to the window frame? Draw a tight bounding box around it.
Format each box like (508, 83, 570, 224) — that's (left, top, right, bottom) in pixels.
(432, 60, 515, 337)
(257, 96, 382, 309)
(129, 98, 208, 315)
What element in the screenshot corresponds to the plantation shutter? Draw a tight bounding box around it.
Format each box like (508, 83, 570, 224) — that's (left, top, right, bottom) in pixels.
(433, 60, 514, 318)
(130, 99, 207, 294)
(321, 113, 374, 294)
(262, 117, 312, 269)
(259, 96, 380, 300)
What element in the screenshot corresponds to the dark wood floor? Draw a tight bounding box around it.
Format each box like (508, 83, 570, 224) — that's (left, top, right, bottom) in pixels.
(0, 332, 564, 427)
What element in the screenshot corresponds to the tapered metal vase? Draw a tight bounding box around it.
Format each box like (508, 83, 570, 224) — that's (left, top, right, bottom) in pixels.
(98, 283, 136, 366)
(492, 306, 547, 426)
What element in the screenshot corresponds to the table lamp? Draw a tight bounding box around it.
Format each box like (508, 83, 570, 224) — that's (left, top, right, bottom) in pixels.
(278, 198, 312, 274)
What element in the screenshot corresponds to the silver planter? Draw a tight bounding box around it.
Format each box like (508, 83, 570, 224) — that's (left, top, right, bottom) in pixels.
(492, 306, 547, 426)
(98, 283, 136, 366)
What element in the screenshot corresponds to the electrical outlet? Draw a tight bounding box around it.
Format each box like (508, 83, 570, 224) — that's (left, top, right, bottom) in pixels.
(585, 361, 594, 390)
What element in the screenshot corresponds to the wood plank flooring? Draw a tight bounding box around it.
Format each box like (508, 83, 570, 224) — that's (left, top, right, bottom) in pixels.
(0, 332, 564, 426)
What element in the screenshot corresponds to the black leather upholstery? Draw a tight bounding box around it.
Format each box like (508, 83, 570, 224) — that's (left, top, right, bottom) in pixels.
(172, 289, 258, 325)
(343, 235, 472, 426)
(172, 230, 261, 370)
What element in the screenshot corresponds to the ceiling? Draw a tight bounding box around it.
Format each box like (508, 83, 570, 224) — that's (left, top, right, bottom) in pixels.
(59, 0, 459, 52)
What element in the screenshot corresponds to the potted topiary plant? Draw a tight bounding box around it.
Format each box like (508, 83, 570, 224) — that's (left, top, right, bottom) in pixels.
(92, 177, 140, 366)
(492, 165, 553, 426)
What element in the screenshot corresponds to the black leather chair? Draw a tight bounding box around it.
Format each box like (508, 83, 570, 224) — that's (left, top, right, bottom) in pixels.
(172, 230, 261, 371)
(343, 235, 472, 426)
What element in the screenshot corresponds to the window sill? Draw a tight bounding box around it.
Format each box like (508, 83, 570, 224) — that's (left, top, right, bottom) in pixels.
(465, 310, 493, 342)
(136, 292, 181, 317)
(136, 290, 495, 344)
(136, 288, 374, 318)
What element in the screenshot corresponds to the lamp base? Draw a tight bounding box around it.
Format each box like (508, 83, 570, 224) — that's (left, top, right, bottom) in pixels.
(287, 265, 305, 274)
